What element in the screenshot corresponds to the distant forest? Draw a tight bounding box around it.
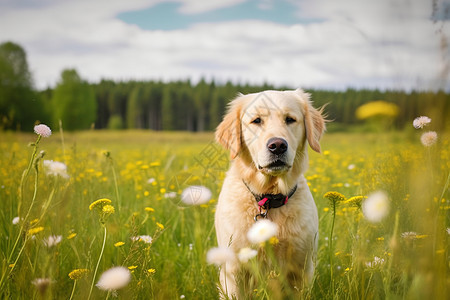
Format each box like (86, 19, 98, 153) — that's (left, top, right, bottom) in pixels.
(77, 79, 450, 131)
(1, 41, 449, 132)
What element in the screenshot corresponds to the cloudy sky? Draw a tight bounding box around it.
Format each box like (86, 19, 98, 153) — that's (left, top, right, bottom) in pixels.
(0, 0, 448, 91)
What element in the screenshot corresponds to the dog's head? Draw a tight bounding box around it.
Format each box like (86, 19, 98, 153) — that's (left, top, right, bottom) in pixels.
(216, 89, 325, 177)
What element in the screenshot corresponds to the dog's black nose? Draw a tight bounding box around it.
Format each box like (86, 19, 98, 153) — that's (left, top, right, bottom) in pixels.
(267, 137, 288, 155)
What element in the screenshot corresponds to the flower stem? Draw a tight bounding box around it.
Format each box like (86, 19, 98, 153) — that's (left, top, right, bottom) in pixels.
(68, 280, 77, 300)
(329, 201, 336, 299)
(17, 135, 41, 215)
(88, 226, 107, 300)
(0, 152, 40, 289)
(110, 162, 121, 213)
(384, 211, 399, 298)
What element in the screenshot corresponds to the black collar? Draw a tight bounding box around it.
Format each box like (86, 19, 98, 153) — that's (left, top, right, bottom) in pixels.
(243, 180, 297, 211)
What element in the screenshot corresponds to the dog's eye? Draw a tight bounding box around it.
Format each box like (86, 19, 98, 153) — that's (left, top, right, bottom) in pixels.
(285, 116, 296, 124)
(251, 117, 262, 124)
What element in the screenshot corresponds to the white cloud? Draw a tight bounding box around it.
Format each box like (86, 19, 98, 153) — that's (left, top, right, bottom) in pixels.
(0, 0, 447, 91)
(177, 0, 247, 14)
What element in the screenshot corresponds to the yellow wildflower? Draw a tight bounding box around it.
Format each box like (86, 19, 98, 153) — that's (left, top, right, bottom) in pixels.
(102, 205, 115, 214)
(147, 268, 156, 274)
(156, 222, 164, 230)
(67, 233, 77, 239)
(344, 196, 365, 207)
(355, 101, 399, 120)
(145, 207, 155, 212)
(68, 269, 89, 280)
(89, 198, 112, 211)
(269, 236, 279, 245)
(27, 226, 44, 236)
(114, 242, 125, 247)
(128, 266, 138, 270)
(324, 191, 346, 204)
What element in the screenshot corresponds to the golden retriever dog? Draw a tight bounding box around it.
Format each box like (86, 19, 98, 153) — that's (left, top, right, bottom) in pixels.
(214, 89, 325, 298)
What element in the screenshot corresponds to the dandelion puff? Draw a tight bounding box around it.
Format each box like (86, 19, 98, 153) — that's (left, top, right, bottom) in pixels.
(420, 131, 437, 147)
(238, 247, 258, 263)
(43, 160, 69, 179)
(247, 219, 278, 244)
(413, 116, 431, 129)
(43, 235, 62, 247)
(206, 247, 236, 266)
(181, 186, 212, 205)
(32, 278, 53, 295)
(96, 266, 131, 291)
(34, 124, 52, 137)
(362, 191, 390, 223)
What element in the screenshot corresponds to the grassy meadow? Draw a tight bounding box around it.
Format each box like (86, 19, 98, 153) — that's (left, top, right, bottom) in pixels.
(0, 127, 448, 299)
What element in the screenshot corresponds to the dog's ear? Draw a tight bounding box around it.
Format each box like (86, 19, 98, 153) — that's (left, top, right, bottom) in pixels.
(298, 89, 326, 153)
(215, 99, 242, 159)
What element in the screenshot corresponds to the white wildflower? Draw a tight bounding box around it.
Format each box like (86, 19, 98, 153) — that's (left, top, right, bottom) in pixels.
(362, 191, 390, 223)
(238, 247, 258, 263)
(181, 186, 212, 205)
(131, 235, 152, 244)
(96, 266, 131, 291)
(206, 247, 236, 266)
(43, 160, 69, 179)
(420, 131, 437, 147)
(164, 191, 177, 199)
(247, 219, 278, 244)
(12, 217, 20, 225)
(401, 231, 418, 240)
(347, 164, 356, 170)
(33, 124, 52, 137)
(413, 116, 431, 129)
(43, 235, 62, 247)
(365, 256, 385, 268)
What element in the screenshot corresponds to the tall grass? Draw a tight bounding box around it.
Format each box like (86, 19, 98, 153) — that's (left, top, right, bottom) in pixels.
(0, 129, 448, 299)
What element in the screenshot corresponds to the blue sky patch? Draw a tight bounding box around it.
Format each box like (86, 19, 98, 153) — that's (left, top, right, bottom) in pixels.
(117, 0, 313, 30)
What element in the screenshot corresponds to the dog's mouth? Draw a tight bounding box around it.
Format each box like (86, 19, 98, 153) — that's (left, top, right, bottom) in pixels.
(258, 160, 291, 173)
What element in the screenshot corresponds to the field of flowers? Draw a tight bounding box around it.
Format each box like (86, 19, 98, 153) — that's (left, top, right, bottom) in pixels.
(0, 124, 448, 299)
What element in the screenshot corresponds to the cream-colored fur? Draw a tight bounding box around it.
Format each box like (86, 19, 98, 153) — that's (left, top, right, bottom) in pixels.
(214, 89, 325, 298)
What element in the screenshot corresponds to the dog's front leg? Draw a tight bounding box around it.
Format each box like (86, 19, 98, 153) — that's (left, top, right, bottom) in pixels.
(219, 261, 238, 299)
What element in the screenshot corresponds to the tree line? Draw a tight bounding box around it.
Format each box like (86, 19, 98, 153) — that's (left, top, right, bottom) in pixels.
(1, 41, 449, 132)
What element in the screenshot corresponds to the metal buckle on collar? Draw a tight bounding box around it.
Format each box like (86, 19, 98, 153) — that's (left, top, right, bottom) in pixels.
(254, 206, 268, 221)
